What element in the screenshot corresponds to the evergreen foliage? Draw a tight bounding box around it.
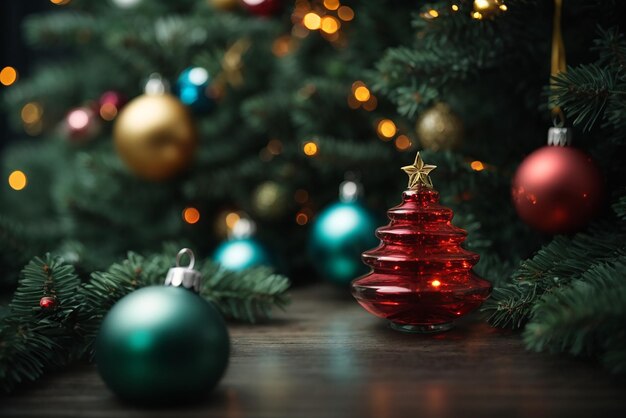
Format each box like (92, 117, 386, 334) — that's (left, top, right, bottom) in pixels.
(0, 250, 289, 392)
(372, 1, 626, 372)
(1, 0, 625, 385)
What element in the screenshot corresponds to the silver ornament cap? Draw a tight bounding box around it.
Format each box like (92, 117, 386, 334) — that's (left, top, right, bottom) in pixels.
(164, 248, 201, 292)
(547, 127, 572, 146)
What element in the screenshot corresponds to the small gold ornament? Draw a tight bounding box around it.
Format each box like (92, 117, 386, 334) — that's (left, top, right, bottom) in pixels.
(208, 0, 239, 11)
(401, 152, 437, 189)
(114, 94, 197, 181)
(415, 103, 464, 151)
(472, 0, 507, 20)
(252, 181, 291, 220)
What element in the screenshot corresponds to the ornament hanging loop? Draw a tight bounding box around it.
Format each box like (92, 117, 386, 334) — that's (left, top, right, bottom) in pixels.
(165, 248, 202, 292)
(176, 248, 195, 269)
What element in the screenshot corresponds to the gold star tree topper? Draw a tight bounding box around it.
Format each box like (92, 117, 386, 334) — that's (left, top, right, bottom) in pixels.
(401, 152, 437, 189)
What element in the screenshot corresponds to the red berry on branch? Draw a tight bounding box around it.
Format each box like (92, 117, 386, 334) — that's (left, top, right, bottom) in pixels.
(39, 296, 57, 310)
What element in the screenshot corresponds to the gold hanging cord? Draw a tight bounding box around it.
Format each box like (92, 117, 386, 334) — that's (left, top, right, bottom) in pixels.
(550, 0, 566, 125)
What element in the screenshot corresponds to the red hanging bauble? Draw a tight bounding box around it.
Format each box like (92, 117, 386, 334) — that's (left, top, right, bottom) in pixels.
(240, 0, 282, 17)
(511, 128, 604, 234)
(351, 153, 492, 333)
(39, 296, 57, 310)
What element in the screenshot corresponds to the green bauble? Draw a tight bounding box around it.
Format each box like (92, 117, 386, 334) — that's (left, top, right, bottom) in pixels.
(309, 201, 379, 286)
(96, 286, 230, 403)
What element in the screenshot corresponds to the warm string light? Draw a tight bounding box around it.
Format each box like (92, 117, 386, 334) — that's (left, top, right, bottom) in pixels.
(8, 170, 27, 191)
(183, 207, 201, 224)
(395, 135, 412, 151)
(293, 0, 354, 43)
(420, 1, 507, 21)
(377, 119, 397, 140)
(349, 81, 377, 111)
(50, 0, 71, 5)
(470, 160, 485, 171)
(296, 212, 309, 225)
(303, 141, 318, 156)
(21, 102, 44, 135)
(0, 66, 18, 86)
(349, 83, 412, 152)
(272, 35, 297, 57)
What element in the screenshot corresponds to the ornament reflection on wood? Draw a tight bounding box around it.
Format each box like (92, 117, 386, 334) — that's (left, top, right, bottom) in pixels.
(96, 249, 230, 404)
(352, 152, 492, 333)
(114, 76, 197, 181)
(309, 179, 379, 286)
(511, 128, 604, 234)
(415, 103, 463, 151)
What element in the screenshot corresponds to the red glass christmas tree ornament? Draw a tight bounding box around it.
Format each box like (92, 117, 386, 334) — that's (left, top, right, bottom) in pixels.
(351, 152, 492, 333)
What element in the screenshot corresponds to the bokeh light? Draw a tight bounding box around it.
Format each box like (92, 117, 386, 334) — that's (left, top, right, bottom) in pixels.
(0, 66, 18, 86)
(8, 170, 27, 191)
(320, 16, 340, 34)
(377, 119, 397, 139)
(395, 135, 412, 151)
(470, 161, 485, 171)
(354, 86, 371, 102)
(303, 141, 318, 156)
(337, 6, 354, 21)
(296, 212, 309, 225)
(21, 102, 43, 124)
(67, 109, 90, 130)
(183, 207, 201, 224)
(303, 12, 321, 30)
(99, 103, 118, 121)
(323, 0, 340, 11)
(225, 212, 241, 230)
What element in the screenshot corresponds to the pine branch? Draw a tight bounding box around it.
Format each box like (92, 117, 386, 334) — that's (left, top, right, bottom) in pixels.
(483, 211, 626, 329)
(523, 260, 626, 373)
(0, 250, 290, 392)
(0, 255, 81, 392)
(201, 264, 290, 324)
(549, 64, 618, 131)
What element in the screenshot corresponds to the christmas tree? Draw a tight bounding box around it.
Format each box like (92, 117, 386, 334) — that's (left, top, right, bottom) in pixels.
(1, 0, 626, 393)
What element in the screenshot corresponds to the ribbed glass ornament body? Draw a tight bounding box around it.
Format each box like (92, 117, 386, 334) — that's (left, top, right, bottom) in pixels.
(351, 188, 492, 332)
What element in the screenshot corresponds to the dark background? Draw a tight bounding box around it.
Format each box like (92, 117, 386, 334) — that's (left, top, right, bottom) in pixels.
(1, 1, 49, 149)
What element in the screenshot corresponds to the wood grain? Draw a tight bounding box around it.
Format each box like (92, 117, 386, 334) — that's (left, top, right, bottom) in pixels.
(1, 285, 625, 418)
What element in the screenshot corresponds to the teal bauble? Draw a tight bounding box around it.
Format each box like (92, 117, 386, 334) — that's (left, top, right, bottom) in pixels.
(95, 286, 230, 404)
(213, 238, 272, 271)
(176, 67, 215, 112)
(309, 201, 379, 285)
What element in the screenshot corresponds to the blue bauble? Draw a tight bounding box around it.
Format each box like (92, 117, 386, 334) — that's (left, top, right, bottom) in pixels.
(309, 201, 380, 286)
(95, 286, 230, 404)
(175, 67, 214, 112)
(213, 238, 273, 271)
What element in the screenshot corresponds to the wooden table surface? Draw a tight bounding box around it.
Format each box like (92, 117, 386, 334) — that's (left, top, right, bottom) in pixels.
(2, 284, 625, 418)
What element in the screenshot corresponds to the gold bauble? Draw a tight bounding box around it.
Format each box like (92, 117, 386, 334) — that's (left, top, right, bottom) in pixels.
(252, 181, 290, 220)
(415, 103, 464, 151)
(114, 94, 197, 181)
(209, 0, 239, 11)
